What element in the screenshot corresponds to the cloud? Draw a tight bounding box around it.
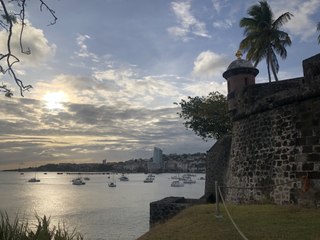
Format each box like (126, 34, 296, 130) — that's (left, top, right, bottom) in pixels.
(213, 19, 233, 29)
(192, 50, 229, 79)
(0, 95, 212, 169)
(183, 81, 227, 96)
(168, 0, 210, 41)
(74, 34, 99, 61)
(270, 0, 320, 41)
(0, 22, 56, 66)
(212, 0, 230, 13)
(93, 68, 182, 108)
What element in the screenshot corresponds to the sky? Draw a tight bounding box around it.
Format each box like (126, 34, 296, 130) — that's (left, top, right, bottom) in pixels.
(0, 0, 319, 170)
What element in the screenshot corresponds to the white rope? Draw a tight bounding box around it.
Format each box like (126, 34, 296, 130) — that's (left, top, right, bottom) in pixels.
(218, 186, 249, 240)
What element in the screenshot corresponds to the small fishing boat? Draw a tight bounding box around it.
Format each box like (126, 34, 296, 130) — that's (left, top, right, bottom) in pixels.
(171, 180, 184, 187)
(72, 178, 85, 185)
(119, 174, 129, 181)
(108, 173, 117, 187)
(108, 182, 116, 187)
(28, 177, 40, 183)
(28, 172, 40, 182)
(143, 177, 154, 183)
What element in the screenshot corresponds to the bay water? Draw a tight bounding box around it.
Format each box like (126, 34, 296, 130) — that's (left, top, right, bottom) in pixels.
(0, 172, 205, 240)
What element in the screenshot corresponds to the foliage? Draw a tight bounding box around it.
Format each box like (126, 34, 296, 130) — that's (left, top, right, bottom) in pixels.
(0, 212, 83, 240)
(138, 204, 320, 240)
(175, 91, 231, 140)
(0, 0, 57, 97)
(239, 1, 293, 82)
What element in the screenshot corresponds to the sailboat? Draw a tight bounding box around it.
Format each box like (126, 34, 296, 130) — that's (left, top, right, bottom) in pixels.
(28, 171, 40, 182)
(170, 170, 184, 187)
(108, 173, 116, 187)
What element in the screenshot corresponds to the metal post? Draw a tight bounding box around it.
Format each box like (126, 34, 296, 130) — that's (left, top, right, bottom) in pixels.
(215, 181, 222, 218)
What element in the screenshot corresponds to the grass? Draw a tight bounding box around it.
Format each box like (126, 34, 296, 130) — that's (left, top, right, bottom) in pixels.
(137, 204, 320, 240)
(0, 212, 83, 240)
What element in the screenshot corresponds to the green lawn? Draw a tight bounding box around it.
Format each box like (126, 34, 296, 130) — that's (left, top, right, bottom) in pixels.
(137, 204, 320, 240)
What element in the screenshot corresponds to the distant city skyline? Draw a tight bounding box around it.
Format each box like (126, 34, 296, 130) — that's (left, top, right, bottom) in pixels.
(0, 0, 319, 170)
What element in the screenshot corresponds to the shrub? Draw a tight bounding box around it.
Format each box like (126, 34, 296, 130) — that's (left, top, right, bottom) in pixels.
(0, 212, 83, 240)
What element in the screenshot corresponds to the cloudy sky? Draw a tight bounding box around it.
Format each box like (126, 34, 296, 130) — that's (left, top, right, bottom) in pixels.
(0, 0, 319, 170)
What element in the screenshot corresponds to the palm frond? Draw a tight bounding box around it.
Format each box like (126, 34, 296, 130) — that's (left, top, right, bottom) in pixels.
(273, 12, 293, 29)
(238, 0, 292, 81)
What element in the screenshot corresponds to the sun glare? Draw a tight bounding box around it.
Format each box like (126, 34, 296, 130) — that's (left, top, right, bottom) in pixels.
(43, 92, 68, 110)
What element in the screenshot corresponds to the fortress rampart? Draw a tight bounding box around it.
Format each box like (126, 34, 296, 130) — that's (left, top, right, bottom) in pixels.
(206, 54, 320, 206)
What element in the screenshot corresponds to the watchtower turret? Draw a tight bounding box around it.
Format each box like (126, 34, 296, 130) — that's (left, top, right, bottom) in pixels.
(223, 51, 259, 114)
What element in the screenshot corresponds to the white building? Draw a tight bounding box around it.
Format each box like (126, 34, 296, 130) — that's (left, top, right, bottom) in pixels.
(153, 147, 163, 168)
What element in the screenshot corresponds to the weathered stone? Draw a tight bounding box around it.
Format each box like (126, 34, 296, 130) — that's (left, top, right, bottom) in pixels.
(302, 162, 314, 171)
(302, 145, 313, 153)
(307, 154, 320, 162)
(222, 54, 320, 206)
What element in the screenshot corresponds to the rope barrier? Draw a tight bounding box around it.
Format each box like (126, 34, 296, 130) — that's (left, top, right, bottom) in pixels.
(214, 176, 309, 239)
(218, 186, 249, 240)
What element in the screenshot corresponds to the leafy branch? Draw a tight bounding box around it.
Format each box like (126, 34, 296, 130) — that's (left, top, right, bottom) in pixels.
(0, 0, 57, 97)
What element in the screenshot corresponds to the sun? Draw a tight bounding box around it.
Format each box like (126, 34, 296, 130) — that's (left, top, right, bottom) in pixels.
(43, 91, 68, 109)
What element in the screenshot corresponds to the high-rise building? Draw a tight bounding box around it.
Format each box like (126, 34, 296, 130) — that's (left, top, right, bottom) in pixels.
(153, 147, 163, 168)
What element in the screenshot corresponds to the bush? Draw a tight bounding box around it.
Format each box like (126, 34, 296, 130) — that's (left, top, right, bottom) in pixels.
(0, 212, 83, 240)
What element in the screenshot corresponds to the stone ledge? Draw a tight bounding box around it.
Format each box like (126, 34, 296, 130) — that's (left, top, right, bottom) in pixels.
(149, 197, 199, 227)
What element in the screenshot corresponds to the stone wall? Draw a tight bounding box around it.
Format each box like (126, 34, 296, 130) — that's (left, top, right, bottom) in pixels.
(205, 135, 232, 202)
(225, 54, 320, 207)
(149, 197, 198, 227)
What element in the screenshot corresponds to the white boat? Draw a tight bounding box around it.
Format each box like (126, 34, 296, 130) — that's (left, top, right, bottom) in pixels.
(143, 177, 153, 183)
(72, 178, 85, 185)
(108, 182, 116, 187)
(119, 174, 129, 181)
(183, 178, 196, 184)
(171, 180, 184, 187)
(108, 173, 117, 187)
(28, 177, 40, 183)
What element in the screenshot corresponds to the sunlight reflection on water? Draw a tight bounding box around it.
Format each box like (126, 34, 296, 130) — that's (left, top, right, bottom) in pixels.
(0, 172, 205, 240)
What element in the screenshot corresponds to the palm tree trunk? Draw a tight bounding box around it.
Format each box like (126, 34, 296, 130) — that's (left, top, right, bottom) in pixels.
(270, 60, 279, 81)
(268, 46, 279, 82)
(266, 58, 271, 82)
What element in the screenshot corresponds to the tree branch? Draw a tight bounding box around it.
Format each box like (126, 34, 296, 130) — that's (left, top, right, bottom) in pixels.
(0, 0, 57, 97)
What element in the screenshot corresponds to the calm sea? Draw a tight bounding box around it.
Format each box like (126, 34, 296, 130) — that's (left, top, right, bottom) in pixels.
(0, 172, 205, 240)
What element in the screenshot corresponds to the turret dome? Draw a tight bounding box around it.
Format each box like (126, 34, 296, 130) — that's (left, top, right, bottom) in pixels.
(223, 51, 259, 79)
(226, 58, 254, 70)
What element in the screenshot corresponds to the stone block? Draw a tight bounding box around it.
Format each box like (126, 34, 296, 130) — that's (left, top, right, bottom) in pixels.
(308, 172, 320, 179)
(302, 162, 314, 171)
(296, 154, 307, 162)
(301, 129, 313, 137)
(296, 137, 306, 145)
(314, 146, 320, 152)
(302, 145, 313, 153)
(307, 136, 319, 145)
(307, 154, 320, 162)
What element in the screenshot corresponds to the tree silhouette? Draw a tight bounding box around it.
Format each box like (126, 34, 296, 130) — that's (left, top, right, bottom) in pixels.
(175, 91, 231, 140)
(239, 1, 293, 82)
(0, 0, 57, 97)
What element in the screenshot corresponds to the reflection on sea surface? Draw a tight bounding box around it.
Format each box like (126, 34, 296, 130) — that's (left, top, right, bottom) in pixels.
(0, 172, 205, 240)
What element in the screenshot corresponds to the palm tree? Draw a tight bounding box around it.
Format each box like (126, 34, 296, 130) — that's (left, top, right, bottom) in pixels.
(239, 1, 293, 82)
